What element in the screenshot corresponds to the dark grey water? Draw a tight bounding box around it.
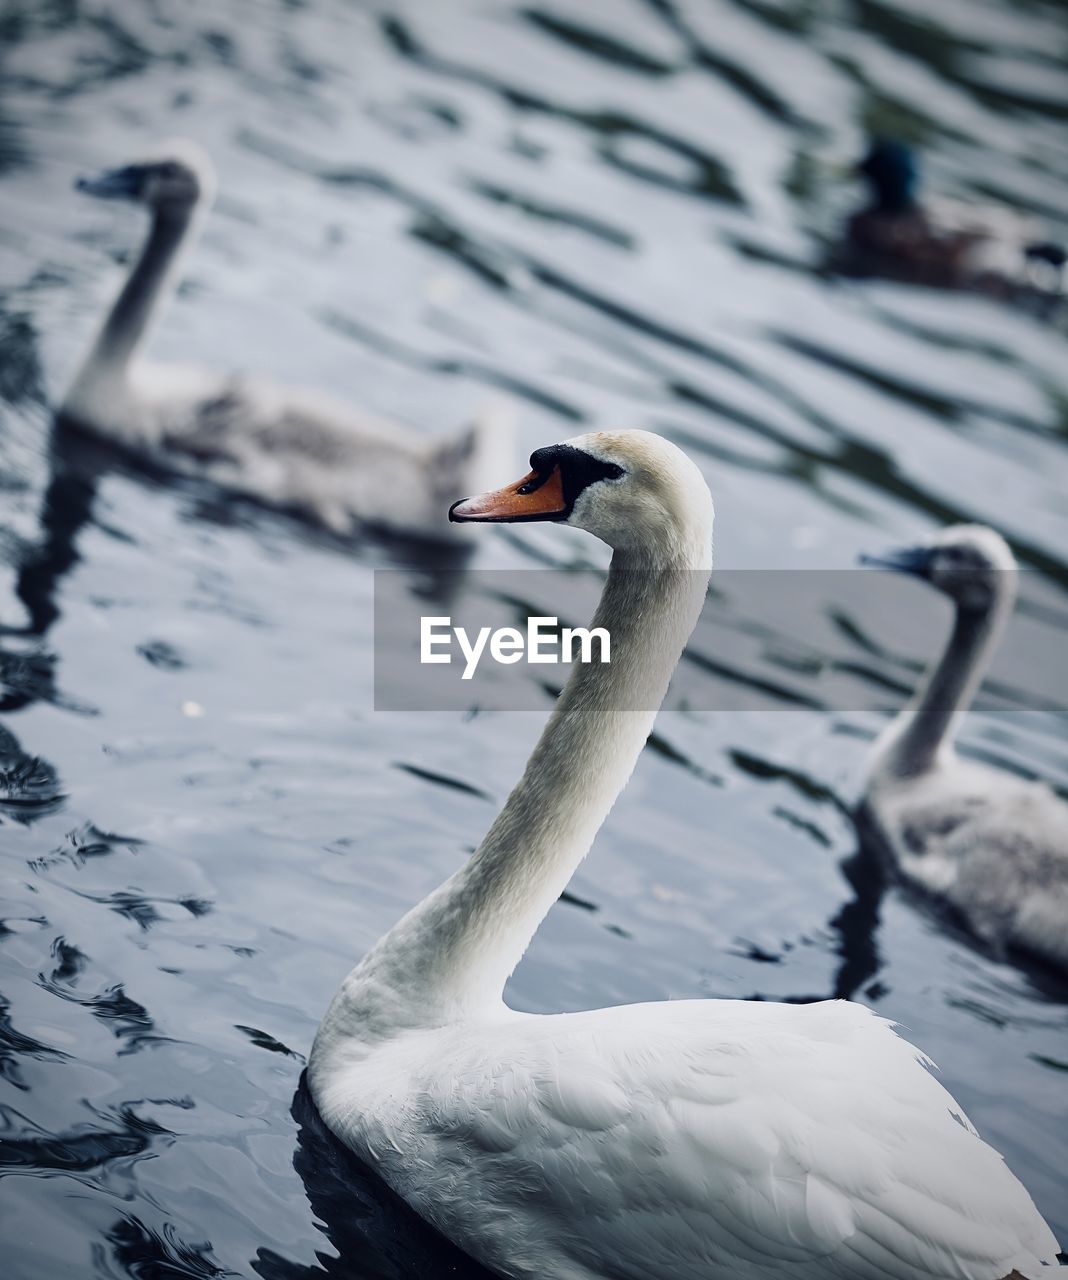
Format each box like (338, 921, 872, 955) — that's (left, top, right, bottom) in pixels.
(1, 1, 1067, 1276)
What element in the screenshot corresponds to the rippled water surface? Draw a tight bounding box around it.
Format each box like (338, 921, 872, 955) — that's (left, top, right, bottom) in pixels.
(2, 1, 1067, 1275)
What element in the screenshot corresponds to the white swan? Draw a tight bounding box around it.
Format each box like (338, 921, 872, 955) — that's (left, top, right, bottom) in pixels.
(308, 433, 1059, 1280)
(61, 140, 505, 542)
(858, 524, 1068, 975)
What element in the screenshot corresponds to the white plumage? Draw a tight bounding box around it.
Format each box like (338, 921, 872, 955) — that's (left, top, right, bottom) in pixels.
(315, 1000, 1054, 1280)
(859, 524, 1068, 974)
(310, 434, 1060, 1279)
(61, 139, 507, 542)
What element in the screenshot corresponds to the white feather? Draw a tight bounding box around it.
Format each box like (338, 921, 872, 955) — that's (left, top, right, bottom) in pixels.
(311, 435, 1060, 1278)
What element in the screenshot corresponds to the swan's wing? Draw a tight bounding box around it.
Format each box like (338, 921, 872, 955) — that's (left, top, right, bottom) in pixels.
(870, 774, 1068, 965)
(942, 789, 1068, 968)
(411, 999, 1057, 1280)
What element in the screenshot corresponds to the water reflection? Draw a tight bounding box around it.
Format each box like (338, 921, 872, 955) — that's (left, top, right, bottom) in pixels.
(0, 722, 63, 822)
(102, 1213, 232, 1280)
(13, 421, 105, 640)
(828, 843, 887, 1002)
(252, 1079, 497, 1280)
(0, 1099, 173, 1175)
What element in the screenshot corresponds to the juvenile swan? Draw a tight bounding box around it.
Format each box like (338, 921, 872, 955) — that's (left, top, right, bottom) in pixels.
(308, 434, 1058, 1280)
(61, 141, 505, 541)
(858, 524, 1068, 974)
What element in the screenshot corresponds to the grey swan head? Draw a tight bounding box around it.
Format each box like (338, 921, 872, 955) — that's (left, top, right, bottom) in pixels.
(863, 522, 1016, 613)
(75, 139, 217, 213)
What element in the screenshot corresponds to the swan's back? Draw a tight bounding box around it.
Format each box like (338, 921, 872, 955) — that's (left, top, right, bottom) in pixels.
(861, 763, 1068, 970)
(90, 367, 509, 539)
(311, 997, 1058, 1280)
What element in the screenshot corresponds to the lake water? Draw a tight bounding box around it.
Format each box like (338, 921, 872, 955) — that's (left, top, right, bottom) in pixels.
(1, 1, 1066, 1276)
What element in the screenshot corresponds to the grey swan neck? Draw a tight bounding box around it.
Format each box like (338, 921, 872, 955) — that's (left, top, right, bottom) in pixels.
(880, 587, 1014, 780)
(75, 203, 195, 391)
(349, 543, 711, 1029)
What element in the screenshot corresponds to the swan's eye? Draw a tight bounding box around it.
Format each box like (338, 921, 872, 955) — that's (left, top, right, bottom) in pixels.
(159, 162, 179, 178)
(521, 445, 626, 515)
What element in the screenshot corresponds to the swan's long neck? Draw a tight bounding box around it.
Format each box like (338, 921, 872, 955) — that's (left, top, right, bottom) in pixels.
(879, 585, 1014, 779)
(352, 540, 710, 1029)
(76, 204, 194, 387)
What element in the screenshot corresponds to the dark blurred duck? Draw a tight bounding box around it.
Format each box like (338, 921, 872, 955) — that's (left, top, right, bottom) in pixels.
(840, 139, 1065, 310)
(61, 140, 509, 542)
(858, 525, 1068, 978)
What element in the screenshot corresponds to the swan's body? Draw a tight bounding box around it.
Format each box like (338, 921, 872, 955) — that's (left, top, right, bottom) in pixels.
(312, 997, 1054, 1280)
(309, 434, 1058, 1280)
(840, 140, 1065, 309)
(61, 141, 504, 541)
(858, 525, 1068, 974)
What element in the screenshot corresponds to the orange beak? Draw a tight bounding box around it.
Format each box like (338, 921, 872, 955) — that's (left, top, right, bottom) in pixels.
(449, 464, 568, 524)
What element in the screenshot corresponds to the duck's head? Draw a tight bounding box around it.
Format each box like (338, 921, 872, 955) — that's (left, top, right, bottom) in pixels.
(858, 139, 919, 213)
(76, 139, 216, 215)
(449, 430, 713, 560)
(861, 524, 1016, 612)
